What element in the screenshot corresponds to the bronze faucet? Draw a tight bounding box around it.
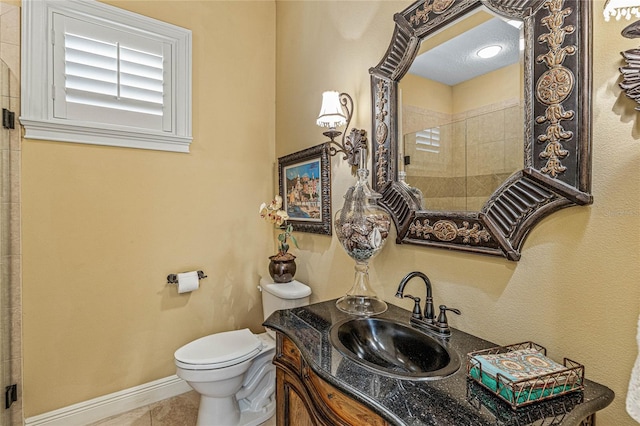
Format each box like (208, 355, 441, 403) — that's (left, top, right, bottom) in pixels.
(395, 271, 460, 337)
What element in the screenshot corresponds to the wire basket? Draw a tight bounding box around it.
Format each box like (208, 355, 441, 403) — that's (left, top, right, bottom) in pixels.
(467, 342, 584, 409)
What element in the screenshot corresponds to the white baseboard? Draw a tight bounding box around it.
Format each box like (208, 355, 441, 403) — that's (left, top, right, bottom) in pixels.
(25, 375, 192, 426)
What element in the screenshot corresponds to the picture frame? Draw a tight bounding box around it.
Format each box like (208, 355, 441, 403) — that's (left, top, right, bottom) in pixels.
(278, 143, 331, 235)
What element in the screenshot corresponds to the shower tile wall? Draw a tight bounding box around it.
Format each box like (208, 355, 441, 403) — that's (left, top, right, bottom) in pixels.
(403, 99, 522, 212)
(0, 2, 21, 425)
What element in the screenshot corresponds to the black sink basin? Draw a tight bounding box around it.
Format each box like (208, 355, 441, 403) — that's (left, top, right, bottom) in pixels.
(329, 317, 461, 380)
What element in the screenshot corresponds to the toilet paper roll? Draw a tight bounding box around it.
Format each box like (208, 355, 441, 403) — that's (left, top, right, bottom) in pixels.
(177, 271, 199, 294)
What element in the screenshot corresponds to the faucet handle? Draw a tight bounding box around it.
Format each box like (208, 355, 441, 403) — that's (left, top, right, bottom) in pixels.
(403, 294, 422, 319)
(436, 305, 461, 328)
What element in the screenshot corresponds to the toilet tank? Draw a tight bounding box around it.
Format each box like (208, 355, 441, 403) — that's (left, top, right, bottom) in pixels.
(259, 277, 311, 322)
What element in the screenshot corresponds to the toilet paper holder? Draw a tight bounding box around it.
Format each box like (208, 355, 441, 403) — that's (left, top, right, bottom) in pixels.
(167, 270, 207, 284)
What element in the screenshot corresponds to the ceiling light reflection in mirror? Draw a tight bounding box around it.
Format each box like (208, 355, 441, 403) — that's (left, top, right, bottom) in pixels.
(399, 8, 525, 213)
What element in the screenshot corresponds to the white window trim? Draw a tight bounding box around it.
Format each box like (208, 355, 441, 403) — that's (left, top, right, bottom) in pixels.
(21, 0, 193, 153)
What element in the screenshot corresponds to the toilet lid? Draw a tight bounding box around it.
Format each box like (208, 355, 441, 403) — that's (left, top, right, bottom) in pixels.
(174, 329, 262, 369)
(260, 277, 312, 299)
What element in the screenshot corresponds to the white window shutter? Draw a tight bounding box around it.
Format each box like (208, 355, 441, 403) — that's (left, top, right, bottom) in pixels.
(416, 127, 441, 153)
(22, 0, 192, 153)
(53, 13, 167, 131)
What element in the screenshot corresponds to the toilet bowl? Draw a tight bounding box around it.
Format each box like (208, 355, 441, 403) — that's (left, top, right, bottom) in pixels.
(174, 278, 311, 426)
(175, 330, 276, 426)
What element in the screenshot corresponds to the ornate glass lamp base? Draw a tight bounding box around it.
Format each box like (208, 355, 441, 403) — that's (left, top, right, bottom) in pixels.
(335, 295, 388, 316)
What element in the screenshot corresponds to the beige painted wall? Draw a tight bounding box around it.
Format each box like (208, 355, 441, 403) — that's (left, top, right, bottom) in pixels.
(400, 73, 452, 113)
(277, 1, 640, 425)
(21, 0, 276, 416)
(452, 62, 522, 113)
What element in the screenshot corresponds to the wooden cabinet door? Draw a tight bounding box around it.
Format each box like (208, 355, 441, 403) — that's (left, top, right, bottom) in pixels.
(277, 369, 315, 426)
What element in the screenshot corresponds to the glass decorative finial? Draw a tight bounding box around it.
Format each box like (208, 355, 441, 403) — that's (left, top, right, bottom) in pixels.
(334, 164, 391, 316)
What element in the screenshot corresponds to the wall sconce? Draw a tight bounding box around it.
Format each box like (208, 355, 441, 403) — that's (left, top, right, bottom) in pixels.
(316, 91, 366, 167)
(604, 0, 640, 21)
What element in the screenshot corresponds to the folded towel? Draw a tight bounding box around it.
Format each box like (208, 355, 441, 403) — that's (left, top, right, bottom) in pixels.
(627, 314, 640, 422)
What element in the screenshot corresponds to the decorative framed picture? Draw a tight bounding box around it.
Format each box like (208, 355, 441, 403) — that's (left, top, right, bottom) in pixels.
(278, 143, 331, 235)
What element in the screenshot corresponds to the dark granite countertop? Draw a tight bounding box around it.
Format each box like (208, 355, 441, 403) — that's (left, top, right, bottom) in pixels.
(263, 299, 614, 426)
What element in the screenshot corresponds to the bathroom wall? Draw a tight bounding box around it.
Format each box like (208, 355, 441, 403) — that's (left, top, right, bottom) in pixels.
(401, 73, 452, 116)
(276, 1, 640, 425)
(21, 0, 276, 417)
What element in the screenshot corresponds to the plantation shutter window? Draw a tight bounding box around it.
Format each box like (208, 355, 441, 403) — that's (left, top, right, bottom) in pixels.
(415, 127, 441, 154)
(53, 14, 172, 132)
(22, 0, 192, 152)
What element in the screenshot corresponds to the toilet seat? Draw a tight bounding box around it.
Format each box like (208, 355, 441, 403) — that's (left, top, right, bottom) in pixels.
(175, 329, 263, 370)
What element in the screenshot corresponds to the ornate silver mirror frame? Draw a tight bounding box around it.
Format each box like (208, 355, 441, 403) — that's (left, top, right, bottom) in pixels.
(370, 0, 592, 261)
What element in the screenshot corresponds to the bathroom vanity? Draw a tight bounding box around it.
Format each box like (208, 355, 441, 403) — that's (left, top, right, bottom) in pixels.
(264, 300, 614, 426)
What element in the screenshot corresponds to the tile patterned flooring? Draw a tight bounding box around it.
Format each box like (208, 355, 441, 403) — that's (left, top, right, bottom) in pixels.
(87, 391, 277, 426)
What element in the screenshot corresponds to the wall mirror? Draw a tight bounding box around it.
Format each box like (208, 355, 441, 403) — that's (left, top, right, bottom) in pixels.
(370, 0, 592, 261)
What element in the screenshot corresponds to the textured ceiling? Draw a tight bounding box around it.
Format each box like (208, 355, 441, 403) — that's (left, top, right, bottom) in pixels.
(408, 17, 522, 86)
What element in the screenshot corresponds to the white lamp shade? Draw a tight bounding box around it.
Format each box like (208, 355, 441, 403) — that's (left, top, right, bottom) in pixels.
(317, 91, 347, 128)
(604, 0, 640, 21)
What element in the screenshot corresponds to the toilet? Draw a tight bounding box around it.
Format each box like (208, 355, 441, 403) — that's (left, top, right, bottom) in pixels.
(174, 277, 311, 426)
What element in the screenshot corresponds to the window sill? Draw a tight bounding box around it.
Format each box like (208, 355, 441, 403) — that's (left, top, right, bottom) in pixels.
(20, 118, 192, 153)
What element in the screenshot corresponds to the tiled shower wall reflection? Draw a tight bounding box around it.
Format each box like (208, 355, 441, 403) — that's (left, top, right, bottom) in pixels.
(0, 2, 21, 425)
(403, 100, 523, 212)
